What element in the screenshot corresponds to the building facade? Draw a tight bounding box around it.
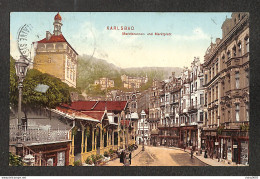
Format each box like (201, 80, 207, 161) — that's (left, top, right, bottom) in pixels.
(94, 77, 115, 90)
(203, 12, 249, 165)
(121, 74, 148, 89)
(33, 13, 78, 88)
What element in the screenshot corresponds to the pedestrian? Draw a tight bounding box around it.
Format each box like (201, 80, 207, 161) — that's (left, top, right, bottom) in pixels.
(129, 152, 132, 165)
(191, 146, 194, 159)
(184, 144, 186, 152)
(120, 151, 124, 163)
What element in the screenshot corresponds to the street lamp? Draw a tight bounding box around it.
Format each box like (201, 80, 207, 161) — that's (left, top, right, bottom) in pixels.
(141, 110, 146, 151)
(15, 56, 29, 146)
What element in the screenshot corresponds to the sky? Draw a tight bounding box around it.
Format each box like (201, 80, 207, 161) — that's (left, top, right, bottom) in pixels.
(10, 12, 232, 68)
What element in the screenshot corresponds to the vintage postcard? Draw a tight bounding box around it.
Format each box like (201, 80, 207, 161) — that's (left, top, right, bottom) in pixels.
(9, 12, 249, 167)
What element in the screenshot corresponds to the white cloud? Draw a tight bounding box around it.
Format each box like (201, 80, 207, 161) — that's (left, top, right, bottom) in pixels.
(173, 27, 210, 41)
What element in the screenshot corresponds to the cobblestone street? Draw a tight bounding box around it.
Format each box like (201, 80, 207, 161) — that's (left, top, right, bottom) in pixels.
(105, 146, 207, 166)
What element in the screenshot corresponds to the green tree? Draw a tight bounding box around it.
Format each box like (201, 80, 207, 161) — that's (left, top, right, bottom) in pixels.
(10, 56, 72, 117)
(9, 152, 23, 166)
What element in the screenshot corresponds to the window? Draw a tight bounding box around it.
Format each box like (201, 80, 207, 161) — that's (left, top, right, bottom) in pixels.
(235, 72, 240, 89)
(200, 112, 203, 122)
(205, 93, 207, 106)
(200, 94, 204, 105)
(191, 84, 193, 93)
(246, 103, 249, 121)
(216, 86, 218, 100)
(233, 46, 236, 57)
(238, 42, 242, 56)
(235, 104, 240, 121)
(195, 82, 197, 91)
(245, 37, 249, 53)
(216, 62, 218, 73)
(227, 51, 231, 59)
(245, 69, 249, 86)
(200, 78, 203, 87)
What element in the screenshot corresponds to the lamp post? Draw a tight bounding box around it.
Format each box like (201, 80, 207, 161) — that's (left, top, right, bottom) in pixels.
(15, 56, 29, 147)
(141, 110, 146, 151)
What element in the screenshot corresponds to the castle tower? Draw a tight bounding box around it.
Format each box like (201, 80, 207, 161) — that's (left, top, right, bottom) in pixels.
(33, 12, 78, 88)
(53, 12, 63, 36)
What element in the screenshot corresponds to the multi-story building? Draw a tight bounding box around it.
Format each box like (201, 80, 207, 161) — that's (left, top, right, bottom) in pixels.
(136, 110, 149, 145)
(33, 13, 78, 88)
(203, 12, 249, 165)
(121, 74, 148, 89)
(94, 77, 114, 90)
(147, 79, 161, 146)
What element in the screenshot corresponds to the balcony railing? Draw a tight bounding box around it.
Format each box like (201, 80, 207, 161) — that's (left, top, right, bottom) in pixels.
(9, 125, 70, 145)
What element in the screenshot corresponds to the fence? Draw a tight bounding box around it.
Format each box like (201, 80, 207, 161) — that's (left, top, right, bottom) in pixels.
(10, 125, 69, 145)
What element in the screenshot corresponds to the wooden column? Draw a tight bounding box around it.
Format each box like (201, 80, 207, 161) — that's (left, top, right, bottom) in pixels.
(118, 127, 121, 150)
(100, 125, 103, 155)
(85, 127, 88, 153)
(71, 134, 75, 164)
(112, 129, 115, 149)
(81, 127, 85, 154)
(92, 126, 95, 151)
(81, 126, 85, 162)
(107, 129, 109, 147)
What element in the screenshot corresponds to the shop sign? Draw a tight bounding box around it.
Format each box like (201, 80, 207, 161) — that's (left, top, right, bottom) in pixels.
(233, 145, 238, 148)
(215, 142, 219, 145)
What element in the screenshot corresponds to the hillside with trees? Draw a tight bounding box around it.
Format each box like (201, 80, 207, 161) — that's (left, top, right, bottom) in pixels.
(76, 55, 183, 95)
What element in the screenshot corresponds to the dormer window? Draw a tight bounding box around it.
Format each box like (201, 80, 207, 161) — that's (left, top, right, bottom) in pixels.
(232, 46, 236, 57)
(245, 36, 249, 53)
(222, 54, 225, 63)
(227, 51, 231, 59)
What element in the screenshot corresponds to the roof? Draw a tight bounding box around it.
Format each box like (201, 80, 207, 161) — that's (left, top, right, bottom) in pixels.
(54, 12, 62, 20)
(81, 111, 105, 122)
(62, 101, 128, 112)
(38, 34, 66, 43)
(37, 34, 78, 55)
(94, 101, 127, 111)
(55, 106, 100, 122)
(62, 101, 97, 111)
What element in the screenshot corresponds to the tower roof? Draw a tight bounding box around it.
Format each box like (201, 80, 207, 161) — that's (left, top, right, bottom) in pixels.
(54, 12, 62, 21)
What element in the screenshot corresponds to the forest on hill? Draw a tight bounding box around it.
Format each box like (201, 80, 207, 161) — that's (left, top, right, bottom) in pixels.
(76, 55, 183, 95)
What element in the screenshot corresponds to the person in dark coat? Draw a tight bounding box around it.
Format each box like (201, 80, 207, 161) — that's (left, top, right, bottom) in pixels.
(120, 151, 124, 163)
(129, 152, 132, 165)
(191, 146, 194, 159)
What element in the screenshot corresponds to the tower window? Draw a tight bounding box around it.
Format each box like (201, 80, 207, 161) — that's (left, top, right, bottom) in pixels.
(235, 104, 240, 121)
(235, 72, 240, 89)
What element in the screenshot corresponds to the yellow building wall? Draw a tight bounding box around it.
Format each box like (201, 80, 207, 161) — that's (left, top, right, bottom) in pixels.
(34, 53, 65, 80)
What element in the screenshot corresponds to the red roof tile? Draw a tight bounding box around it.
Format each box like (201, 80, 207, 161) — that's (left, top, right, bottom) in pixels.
(62, 101, 97, 111)
(38, 34, 67, 43)
(62, 101, 127, 112)
(56, 106, 98, 121)
(93, 101, 127, 111)
(81, 111, 105, 122)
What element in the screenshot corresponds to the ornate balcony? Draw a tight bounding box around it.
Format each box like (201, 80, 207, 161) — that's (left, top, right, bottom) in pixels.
(9, 125, 70, 146)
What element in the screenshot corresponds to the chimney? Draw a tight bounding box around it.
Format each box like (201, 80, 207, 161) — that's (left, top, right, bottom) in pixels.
(216, 38, 221, 44)
(46, 31, 51, 40)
